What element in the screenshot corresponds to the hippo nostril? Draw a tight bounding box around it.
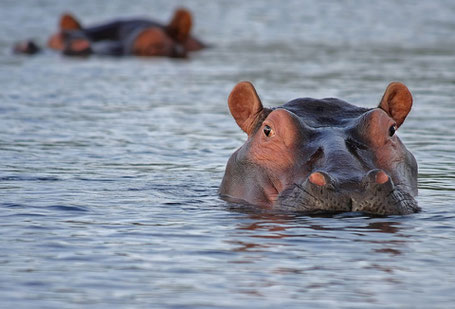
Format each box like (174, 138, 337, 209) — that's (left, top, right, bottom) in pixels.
(309, 172, 326, 186)
(363, 169, 393, 189)
(375, 170, 389, 184)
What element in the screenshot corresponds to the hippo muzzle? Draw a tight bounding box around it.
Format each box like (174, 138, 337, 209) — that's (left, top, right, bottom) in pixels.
(220, 81, 420, 216)
(277, 169, 419, 215)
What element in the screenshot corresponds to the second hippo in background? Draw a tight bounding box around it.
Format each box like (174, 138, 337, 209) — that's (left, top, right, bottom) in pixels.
(220, 81, 420, 216)
(16, 8, 206, 58)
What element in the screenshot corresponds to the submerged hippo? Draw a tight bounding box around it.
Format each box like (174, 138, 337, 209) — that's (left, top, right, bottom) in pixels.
(220, 81, 420, 215)
(14, 8, 205, 58)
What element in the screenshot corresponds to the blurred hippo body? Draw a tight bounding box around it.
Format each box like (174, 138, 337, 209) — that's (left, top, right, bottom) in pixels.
(60, 19, 165, 56)
(54, 18, 186, 57)
(15, 8, 205, 58)
(220, 82, 419, 215)
(51, 10, 204, 57)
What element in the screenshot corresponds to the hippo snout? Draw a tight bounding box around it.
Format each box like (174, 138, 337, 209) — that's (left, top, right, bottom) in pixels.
(277, 170, 420, 215)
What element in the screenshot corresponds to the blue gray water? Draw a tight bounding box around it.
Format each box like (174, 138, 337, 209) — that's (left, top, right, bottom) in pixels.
(1, 0, 455, 308)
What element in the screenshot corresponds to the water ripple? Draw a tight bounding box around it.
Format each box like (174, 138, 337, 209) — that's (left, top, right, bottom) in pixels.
(1, 0, 455, 308)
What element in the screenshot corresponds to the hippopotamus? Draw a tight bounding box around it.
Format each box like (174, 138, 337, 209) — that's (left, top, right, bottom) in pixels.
(220, 81, 420, 215)
(13, 40, 41, 55)
(14, 8, 205, 58)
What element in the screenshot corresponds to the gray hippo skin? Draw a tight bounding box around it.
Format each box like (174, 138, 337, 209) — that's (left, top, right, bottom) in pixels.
(220, 81, 420, 215)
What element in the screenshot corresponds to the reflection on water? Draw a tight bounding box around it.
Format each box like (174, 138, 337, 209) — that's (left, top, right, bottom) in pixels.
(231, 212, 406, 251)
(1, 0, 455, 308)
(224, 212, 417, 303)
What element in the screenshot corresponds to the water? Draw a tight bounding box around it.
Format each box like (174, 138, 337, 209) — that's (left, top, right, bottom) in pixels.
(1, 0, 455, 308)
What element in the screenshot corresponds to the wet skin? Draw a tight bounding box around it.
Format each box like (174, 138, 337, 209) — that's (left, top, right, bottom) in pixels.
(220, 82, 420, 215)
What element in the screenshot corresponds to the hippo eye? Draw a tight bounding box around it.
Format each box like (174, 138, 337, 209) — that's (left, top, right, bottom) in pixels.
(263, 125, 272, 137)
(389, 124, 397, 137)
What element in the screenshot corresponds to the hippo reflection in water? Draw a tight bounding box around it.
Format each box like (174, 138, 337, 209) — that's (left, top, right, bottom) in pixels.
(220, 82, 420, 215)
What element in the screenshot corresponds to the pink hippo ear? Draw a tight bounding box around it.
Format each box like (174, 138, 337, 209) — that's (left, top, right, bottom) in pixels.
(60, 13, 82, 31)
(378, 82, 413, 128)
(228, 81, 266, 135)
(166, 8, 193, 43)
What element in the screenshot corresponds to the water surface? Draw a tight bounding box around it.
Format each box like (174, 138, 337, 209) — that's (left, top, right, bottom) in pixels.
(1, 0, 455, 308)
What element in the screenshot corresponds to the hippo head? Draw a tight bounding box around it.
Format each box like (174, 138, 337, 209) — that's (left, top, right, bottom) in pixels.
(220, 82, 420, 215)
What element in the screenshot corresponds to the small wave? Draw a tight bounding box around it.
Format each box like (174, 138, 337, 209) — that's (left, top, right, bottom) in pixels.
(1, 203, 88, 213)
(0, 175, 61, 182)
(47, 205, 88, 212)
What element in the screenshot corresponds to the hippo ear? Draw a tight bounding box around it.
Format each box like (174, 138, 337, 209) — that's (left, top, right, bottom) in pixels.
(166, 8, 192, 43)
(228, 81, 265, 135)
(60, 13, 82, 31)
(378, 82, 413, 128)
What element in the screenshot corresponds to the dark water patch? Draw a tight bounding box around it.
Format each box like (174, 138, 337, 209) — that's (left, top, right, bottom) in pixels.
(2, 202, 25, 208)
(1, 203, 88, 214)
(126, 187, 143, 191)
(23, 281, 48, 287)
(47, 205, 89, 212)
(74, 177, 117, 182)
(6, 213, 47, 217)
(0, 175, 61, 182)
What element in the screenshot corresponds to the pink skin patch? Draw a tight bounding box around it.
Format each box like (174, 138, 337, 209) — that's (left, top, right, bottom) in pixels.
(309, 172, 326, 186)
(375, 170, 389, 184)
(69, 39, 90, 52)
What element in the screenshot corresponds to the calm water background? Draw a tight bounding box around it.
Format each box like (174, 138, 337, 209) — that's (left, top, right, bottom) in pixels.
(1, 0, 455, 308)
